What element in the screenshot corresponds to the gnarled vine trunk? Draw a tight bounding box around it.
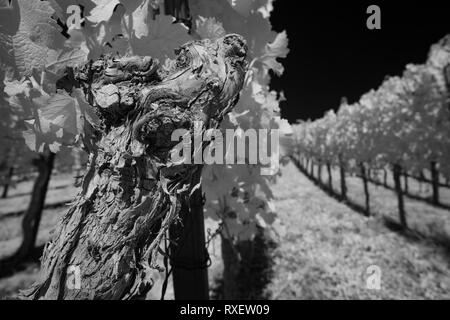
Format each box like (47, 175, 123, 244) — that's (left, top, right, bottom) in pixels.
(21, 35, 248, 300)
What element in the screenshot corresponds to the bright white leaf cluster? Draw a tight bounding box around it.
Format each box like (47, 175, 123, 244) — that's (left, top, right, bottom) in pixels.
(190, 0, 291, 240)
(1, 0, 292, 242)
(292, 36, 450, 178)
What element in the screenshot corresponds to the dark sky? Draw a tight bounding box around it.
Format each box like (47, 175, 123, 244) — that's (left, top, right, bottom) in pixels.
(269, 1, 450, 122)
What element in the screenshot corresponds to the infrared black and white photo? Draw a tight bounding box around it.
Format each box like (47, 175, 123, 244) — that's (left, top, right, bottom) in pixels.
(0, 0, 449, 305)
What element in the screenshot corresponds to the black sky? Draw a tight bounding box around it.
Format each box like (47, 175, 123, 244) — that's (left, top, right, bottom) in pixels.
(269, 1, 450, 122)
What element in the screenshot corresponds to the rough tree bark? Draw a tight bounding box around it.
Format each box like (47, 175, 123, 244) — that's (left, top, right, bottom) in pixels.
(393, 164, 407, 229)
(21, 35, 248, 300)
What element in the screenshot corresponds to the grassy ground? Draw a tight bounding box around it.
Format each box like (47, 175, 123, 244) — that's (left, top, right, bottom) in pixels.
(0, 176, 77, 299)
(316, 164, 450, 241)
(0, 174, 78, 260)
(0, 173, 78, 217)
(1, 161, 450, 299)
(266, 161, 450, 299)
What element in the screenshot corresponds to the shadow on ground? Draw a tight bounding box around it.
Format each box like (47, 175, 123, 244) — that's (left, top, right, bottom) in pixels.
(211, 227, 276, 300)
(291, 157, 450, 265)
(0, 245, 44, 279)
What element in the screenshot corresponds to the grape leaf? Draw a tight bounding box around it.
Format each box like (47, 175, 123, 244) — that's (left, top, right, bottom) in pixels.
(227, 0, 252, 17)
(124, 0, 151, 39)
(17, 87, 99, 153)
(34, 92, 78, 135)
(12, 0, 65, 76)
(87, 0, 120, 24)
(130, 14, 192, 60)
(260, 30, 289, 75)
(256, 0, 274, 18)
(88, 0, 153, 39)
(190, 0, 288, 240)
(22, 118, 64, 153)
(227, 0, 274, 18)
(46, 46, 89, 76)
(35, 89, 99, 137)
(195, 16, 226, 41)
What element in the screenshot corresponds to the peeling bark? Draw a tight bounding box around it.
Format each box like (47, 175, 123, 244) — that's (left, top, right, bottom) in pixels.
(21, 35, 248, 300)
